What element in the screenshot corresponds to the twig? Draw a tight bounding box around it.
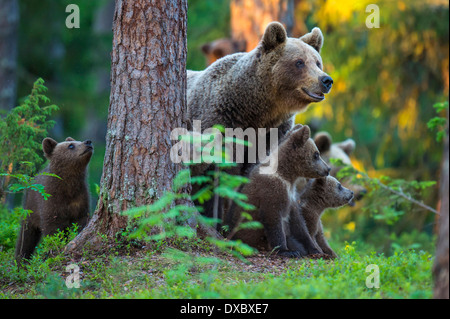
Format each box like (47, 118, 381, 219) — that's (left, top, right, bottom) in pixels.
(375, 180, 440, 215)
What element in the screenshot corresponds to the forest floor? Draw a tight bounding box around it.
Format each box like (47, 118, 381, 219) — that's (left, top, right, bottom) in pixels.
(0, 236, 434, 299)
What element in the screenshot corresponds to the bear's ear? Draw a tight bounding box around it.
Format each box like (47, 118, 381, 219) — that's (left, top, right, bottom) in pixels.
(42, 138, 58, 157)
(292, 125, 311, 148)
(261, 22, 287, 52)
(336, 139, 356, 156)
(65, 137, 75, 142)
(314, 132, 332, 153)
(300, 27, 324, 53)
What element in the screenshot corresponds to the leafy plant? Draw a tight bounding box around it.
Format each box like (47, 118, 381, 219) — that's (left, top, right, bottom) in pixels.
(427, 101, 448, 142)
(331, 158, 438, 225)
(0, 172, 60, 200)
(0, 78, 59, 201)
(123, 128, 261, 260)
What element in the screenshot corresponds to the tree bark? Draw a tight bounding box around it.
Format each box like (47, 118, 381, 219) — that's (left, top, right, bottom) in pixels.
(67, 0, 188, 254)
(433, 112, 449, 299)
(0, 0, 19, 110)
(230, 0, 301, 52)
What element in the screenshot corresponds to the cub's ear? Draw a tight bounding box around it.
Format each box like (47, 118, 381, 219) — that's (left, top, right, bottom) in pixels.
(261, 22, 287, 52)
(314, 132, 332, 153)
(292, 125, 311, 148)
(300, 27, 324, 53)
(65, 137, 75, 142)
(336, 138, 356, 156)
(201, 43, 211, 54)
(42, 138, 58, 157)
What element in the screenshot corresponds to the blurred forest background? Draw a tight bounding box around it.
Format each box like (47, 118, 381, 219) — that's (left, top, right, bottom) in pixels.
(0, 0, 448, 255)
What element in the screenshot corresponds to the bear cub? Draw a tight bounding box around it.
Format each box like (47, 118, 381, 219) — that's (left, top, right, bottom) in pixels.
(289, 176, 354, 258)
(225, 125, 331, 257)
(15, 137, 93, 263)
(313, 131, 366, 201)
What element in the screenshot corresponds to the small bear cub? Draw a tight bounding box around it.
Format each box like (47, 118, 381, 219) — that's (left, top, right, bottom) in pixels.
(15, 137, 93, 263)
(225, 125, 331, 257)
(290, 176, 354, 258)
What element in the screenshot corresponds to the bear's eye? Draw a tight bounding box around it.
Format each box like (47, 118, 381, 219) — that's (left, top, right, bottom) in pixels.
(296, 59, 305, 68)
(314, 152, 320, 160)
(316, 61, 321, 69)
(68, 144, 75, 149)
(338, 184, 343, 191)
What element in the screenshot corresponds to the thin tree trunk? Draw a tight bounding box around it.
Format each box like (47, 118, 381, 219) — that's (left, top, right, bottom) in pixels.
(0, 0, 19, 110)
(67, 0, 189, 254)
(433, 112, 449, 299)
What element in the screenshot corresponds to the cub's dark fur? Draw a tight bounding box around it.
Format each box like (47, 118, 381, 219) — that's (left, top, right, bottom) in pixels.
(15, 137, 93, 263)
(225, 125, 330, 257)
(289, 176, 354, 258)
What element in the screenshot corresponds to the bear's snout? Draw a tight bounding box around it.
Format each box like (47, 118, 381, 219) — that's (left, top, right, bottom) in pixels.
(319, 75, 333, 93)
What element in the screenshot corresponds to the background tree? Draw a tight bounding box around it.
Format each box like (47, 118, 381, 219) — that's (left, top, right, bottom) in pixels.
(230, 0, 302, 51)
(67, 0, 189, 253)
(433, 114, 449, 299)
(0, 0, 19, 111)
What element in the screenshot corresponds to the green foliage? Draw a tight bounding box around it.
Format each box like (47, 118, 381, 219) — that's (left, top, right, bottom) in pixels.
(0, 78, 59, 207)
(187, 0, 231, 70)
(0, 240, 434, 299)
(0, 206, 27, 251)
(331, 157, 438, 225)
(1, 172, 60, 200)
(0, 223, 79, 292)
(0, 78, 59, 176)
(124, 129, 260, 260)
(427, 101, 448, 142)
(298, 2, 448, 217)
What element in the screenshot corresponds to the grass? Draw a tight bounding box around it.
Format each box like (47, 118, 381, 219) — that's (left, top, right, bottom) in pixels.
(0, 233, 434, 299)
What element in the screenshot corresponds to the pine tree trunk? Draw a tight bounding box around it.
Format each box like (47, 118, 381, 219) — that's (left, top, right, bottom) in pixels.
(433, 113, 449, 299)
(230, 0, 298, 52)
(0, 0, 19, 110)
(67, 0, 189, 254)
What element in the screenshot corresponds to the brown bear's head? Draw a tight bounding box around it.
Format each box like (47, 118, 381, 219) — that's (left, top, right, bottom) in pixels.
(308, 176, 354, 209)
(278, 125, 331, 179)
(258, 22, 333, 114)
(314, 131, 367, 201)
(43, 137, 94, 173)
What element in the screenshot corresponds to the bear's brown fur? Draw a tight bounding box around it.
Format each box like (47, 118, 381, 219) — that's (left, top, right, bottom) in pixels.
(188, 22, 332, 220)
(313, 131, 366, 201)
(187, 22, 332, 133)
(15, 137, 93, 263)
(225, 125, 331, 257)
(291, 176, 354, 258)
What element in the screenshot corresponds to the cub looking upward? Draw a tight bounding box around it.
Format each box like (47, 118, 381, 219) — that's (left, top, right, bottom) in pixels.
(15, 137, 93, 263)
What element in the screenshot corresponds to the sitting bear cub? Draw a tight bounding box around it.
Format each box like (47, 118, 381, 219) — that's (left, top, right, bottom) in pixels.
(15, 137, 93, 263)
(224, 125, 330, 258)
(288, 176, 354, 258)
